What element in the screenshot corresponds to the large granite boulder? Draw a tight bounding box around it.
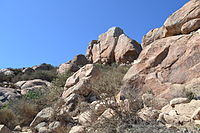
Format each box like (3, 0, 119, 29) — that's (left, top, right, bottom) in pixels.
(15, 79, 51, 95)
(86, 27, 142, 64)
(62, 64, 99, 99)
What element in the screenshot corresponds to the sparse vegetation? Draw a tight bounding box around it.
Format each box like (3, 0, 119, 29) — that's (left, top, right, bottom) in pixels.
(0, 70, 74, 130)
(12, 69, 58, 83)
(89, 64, 130, 99)
(1, 63, 200, 133)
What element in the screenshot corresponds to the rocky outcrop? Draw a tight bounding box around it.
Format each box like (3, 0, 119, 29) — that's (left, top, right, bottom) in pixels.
(15, 79, 51, 95)
(58, 54, 89, 74)
(32, 63, 54, 71)
(0, 69, 14, 76)
(122, 31, 200, 103)
(121, 0, 200, 105)
(86, 27, 142, 64)
(142, 0, 200, 47)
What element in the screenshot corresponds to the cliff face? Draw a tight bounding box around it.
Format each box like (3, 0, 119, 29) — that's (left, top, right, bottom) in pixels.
(122, 0, 200, 102)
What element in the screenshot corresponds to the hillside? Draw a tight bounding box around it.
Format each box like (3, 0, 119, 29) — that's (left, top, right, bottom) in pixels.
(1, 0, 200, 133)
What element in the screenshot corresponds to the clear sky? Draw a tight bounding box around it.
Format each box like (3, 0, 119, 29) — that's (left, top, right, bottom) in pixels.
(0, 0, 189, 68)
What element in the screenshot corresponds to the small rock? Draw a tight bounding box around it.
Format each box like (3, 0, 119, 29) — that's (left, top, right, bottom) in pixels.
(78, 110, 97, 125)
(48, 121, 61, 131)
(35, 122, 47, 131)
(69, 126, 85, 133)
(14, 125, 22, 131)
(165, 124, 177, 130)
(170, 98, 190, 107)
(38, 127, 48, 133)
(98, 108, 115, 121)
(30, 107, 54, 127)
(138, 107, 160, 121)
(0, 125, 12, 133)
(191, 107, 200, 120)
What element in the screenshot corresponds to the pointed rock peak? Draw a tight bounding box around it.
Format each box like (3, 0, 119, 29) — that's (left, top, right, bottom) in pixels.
(101, 27, 124, 38)
(108, 27, 124, 37)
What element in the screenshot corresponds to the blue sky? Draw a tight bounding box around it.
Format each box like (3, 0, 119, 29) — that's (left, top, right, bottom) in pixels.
(0, 0, 188, 68)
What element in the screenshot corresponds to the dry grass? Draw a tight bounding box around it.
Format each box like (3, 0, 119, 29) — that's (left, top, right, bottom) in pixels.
(88, 64, 130, 99)
(0, 71, 74, 129)
(53, 125, 71, 133)
(0, 108, 17, 129)
(11, 100, 39, 126)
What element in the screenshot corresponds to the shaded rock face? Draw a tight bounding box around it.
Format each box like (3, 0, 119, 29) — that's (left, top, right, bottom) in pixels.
(32, 63, 54, 71)
(142, 0, 200, 47)
(122, 0, 200, 103)
(62, 64, 99, 99)
(86, 27, 142, 64)
(0, 87, 21, 107)
(58, 54, 89, 74)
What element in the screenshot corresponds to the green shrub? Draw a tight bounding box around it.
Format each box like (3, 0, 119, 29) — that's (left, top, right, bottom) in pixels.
(12, 69, 57, 83)
(24, 89, 44, 100)
(52, 71, 74, 87)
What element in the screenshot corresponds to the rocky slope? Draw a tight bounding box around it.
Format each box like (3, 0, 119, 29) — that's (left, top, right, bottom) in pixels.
(1, 0, 200, 133)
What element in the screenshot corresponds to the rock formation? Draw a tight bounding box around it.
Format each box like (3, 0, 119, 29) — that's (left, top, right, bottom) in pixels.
(86, 27, 142, 64)
(1, 1, 200, 132)
(121, 0, 200, 105)
(142, 0, 200, 47)
(58, 54, 89, 74)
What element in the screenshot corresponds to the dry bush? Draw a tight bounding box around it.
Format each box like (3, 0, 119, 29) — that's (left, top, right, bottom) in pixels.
(0, 70, 74, 129)
(10, 100, 39, 126)
(88, 64, 130, 99)
(0, 108, 17, 129)
(84, 64, 153, 133)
